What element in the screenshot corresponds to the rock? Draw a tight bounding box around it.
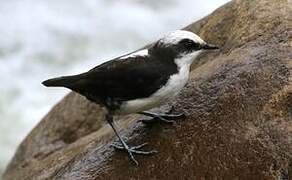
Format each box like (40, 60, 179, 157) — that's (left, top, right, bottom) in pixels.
(3, 0, 291, 179)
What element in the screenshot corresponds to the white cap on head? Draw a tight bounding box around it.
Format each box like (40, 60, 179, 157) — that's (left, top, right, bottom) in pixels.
(161, 30, 206, 45)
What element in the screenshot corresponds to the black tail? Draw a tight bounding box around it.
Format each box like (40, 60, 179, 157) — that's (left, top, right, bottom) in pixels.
(42, 75, 82, 88)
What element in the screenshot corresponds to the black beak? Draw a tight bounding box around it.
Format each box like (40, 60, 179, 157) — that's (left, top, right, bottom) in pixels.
(202, 43, 219, 50)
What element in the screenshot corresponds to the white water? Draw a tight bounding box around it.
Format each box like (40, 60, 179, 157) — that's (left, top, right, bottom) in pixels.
(0, 0, 230, 175)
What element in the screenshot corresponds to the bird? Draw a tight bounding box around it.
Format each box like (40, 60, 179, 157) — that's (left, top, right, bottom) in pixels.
(42, 30, 219, 165)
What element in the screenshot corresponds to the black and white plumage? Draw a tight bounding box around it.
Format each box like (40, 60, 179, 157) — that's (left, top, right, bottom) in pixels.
(42, 30, 218, 165)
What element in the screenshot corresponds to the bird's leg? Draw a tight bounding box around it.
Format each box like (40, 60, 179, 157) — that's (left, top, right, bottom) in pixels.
(138, 110, 185, 124)
(106, 114, 158, 165)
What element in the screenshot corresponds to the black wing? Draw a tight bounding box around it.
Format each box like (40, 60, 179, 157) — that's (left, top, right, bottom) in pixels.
(43, 55, 178, 102)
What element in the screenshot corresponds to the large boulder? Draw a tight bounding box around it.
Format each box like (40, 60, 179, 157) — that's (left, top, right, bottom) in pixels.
(3, 0, 291, 179)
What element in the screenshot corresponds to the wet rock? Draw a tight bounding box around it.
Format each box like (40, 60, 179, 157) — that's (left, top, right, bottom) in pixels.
(3, 0, 291, 179)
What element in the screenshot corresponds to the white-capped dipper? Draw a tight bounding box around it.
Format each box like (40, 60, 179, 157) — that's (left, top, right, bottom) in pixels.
(42, 30, 219, 165)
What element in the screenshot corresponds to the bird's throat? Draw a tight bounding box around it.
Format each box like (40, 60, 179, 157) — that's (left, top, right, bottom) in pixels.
(175, 50, 202, 69)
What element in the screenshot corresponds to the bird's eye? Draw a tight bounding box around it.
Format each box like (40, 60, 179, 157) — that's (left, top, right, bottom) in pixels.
(179, 39, 199, 50)
(180, 39, 193, 46)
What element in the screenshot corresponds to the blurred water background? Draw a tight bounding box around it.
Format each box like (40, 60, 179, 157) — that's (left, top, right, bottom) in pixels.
(0, 0, 230, 176)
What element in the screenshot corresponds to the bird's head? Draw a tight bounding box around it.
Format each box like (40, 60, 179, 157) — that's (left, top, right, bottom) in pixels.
(152, 30, 219, 65)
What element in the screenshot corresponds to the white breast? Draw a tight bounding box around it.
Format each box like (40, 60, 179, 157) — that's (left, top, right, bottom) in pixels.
(117, 51, 201, 115)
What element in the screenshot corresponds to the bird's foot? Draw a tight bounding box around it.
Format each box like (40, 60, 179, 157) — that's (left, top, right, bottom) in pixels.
(139, 116, 176, 124)
(138, 111, 186, 125)
(111, 142, 158, 165)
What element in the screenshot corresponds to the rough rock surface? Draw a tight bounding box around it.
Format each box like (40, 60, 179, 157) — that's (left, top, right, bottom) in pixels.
(3, 0, 292, 179)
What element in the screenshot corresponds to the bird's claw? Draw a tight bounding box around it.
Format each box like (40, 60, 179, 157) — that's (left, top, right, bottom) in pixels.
(138, 111, 186, 125)
(138, 116, 175, 124)
(111, 142, 148, 150)
(111, 142, 158, 165)
(159, 113, 186, 119)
